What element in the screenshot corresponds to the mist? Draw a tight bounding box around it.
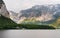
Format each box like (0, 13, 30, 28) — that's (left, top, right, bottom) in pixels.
(3, 0, 60, 13)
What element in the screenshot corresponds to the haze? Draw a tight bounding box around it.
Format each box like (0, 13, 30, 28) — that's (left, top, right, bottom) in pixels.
(3, 0, 60, 13)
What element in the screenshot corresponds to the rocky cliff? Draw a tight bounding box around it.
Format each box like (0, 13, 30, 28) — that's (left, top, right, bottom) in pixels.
(0, 0, 9, 18)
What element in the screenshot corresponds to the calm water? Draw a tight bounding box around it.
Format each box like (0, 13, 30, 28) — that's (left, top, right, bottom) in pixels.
(0, 30, 60, 38)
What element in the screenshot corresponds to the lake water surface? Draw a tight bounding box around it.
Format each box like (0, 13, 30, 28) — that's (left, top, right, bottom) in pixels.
(0, 30, 60, 38)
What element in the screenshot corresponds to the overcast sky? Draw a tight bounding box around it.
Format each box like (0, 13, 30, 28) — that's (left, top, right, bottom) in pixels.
(3, 0, 60, 13)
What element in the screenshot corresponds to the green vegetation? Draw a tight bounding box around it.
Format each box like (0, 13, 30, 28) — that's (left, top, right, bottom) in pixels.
(50, 17, 60, 29)
(0, 15, 18, 29)
(0, 15, 57, 29)
(19, 24, 55, 29)
(22, 17, 37, 23)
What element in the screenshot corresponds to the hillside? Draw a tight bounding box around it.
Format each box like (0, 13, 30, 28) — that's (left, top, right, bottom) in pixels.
(0, 15, 18, 29)
(0, 15, 56, 29)
(0, 0, 59, 29)
(16, 4, 60, 24)
(50, 17, 60, 28)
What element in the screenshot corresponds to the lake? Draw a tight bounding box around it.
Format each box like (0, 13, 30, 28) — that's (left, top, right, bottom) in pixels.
(0, 30, 60, 38)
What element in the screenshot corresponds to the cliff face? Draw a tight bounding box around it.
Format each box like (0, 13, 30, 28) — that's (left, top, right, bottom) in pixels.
(0, 0, 4, 4)
(0, 0, 9, 18)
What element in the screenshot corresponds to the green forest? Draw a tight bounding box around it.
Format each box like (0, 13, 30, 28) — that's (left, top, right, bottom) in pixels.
(0, 15, 60, 29)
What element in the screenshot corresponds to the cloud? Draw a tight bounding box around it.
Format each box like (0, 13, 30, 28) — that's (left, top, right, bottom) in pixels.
(3, 0, 60, 13)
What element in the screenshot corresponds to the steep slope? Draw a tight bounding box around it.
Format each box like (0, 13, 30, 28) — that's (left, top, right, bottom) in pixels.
(0, 15, 55, 29)
(8, 4, 60, 24)
(17, 5, 54, 23)
(9, 11, 19, 23)
(0, 0, 9, 18)
(15, 4, 60, 24)
(0, 0, 56, 29)
(0, 15, 17, 29)
(50, 17, 60, 28)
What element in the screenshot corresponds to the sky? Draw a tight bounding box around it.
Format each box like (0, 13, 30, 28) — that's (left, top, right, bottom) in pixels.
(3, 0, 60, 13)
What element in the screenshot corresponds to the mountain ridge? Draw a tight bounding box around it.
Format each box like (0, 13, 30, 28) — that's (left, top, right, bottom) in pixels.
(16, 4, 60, 24)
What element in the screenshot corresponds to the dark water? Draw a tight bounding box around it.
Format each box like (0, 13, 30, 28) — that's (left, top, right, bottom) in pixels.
(0, 30, 60, 38)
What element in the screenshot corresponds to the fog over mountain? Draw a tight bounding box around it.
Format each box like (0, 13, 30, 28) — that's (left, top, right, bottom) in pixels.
(17, 4, 60, 23)
(3, 0, 60, 13)
(0, 0, 60, 24)
(8, 4, 60, 24)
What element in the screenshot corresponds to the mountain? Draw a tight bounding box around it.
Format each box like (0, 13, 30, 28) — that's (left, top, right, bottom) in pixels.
(0, 0, 9, 18)
(0, 0, 56, 29)
(0, 15, 55, 29)
(9, 11, 19, 23)
(16, 4, 60, 24)
(5, 4, 60, 24)
(0, 0, 18, 29)
(0, 15, 18, 29)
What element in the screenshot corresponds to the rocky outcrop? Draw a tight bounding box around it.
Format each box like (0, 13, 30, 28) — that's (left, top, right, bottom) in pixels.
(0, 0, 9, 18)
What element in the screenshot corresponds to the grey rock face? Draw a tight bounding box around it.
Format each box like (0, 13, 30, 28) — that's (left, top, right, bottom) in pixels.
(0, 0, 4, 9)
(9, 11, 19, 23)
(16, 4, 60, 23)
(0, 0, 4, 4)
(0, 0, 9, 18)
